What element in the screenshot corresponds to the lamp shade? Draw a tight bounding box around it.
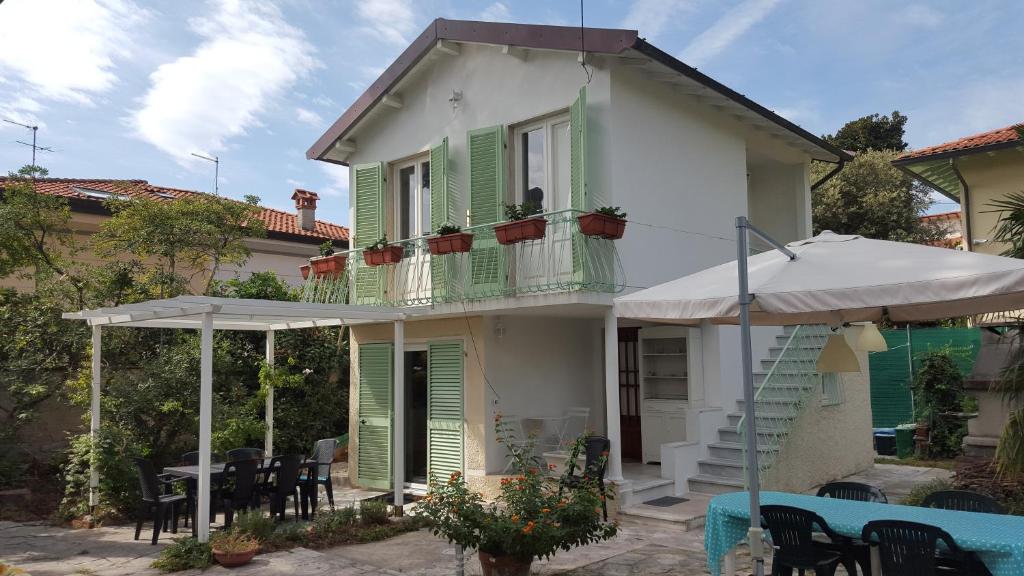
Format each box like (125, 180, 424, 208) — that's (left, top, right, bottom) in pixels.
(856, 323, 888, 352)
(816, 333, 861, 373)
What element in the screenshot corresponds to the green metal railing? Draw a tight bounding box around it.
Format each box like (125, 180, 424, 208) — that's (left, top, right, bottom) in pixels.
(737, 324, 831, 481)
(300, 209, 625, 306)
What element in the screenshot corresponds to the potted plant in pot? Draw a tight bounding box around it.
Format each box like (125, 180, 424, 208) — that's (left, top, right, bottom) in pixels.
(309, 240, 346, 278)
(420, 416, 618, 576)
(494, 201, 546, 245)
(428, 224, 474, 256)
(363, 235, 404, 266)
(210, 531, 259, 568)
(578, 207, 627, 240)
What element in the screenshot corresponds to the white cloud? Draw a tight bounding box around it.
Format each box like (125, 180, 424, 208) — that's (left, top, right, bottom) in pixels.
(0, 0, 148, 105)
(479, 2, 511, 22)
(906, 77, 1024, 149)
(897, 4, 944, 29)
(130, 0, 318, 164)
(295, 107, 323, 127)
(621, 0, 694, 39)
(356, 0, 417, 46)
(319, 163, 350, 199)
(680, 0, 782, 67)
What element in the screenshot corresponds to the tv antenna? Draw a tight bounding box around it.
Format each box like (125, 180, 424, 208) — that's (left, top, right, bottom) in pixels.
(190, 152, 219, 195)
(4, 119, 53, 167)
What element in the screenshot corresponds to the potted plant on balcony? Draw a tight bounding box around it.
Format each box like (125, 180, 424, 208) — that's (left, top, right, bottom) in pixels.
(578, 206, 627, 240)
(308, 240, 346, 278)
(210, 531, 259, 568)
(494, 201, 546, 245)
(428, 224, 474, 255)
(363, 235, 404, 266)
(419, 416, 617, 576)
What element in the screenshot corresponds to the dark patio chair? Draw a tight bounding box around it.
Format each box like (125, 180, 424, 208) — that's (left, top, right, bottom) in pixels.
(258, 454, 302, 521)
(760, 505, 843, 576)
(559, 435, 610, 520)
(921, 490, 1006, 514)
(132, 457, 187, 545)
(219, 458, 259, 528)
(814, 481, 888, 575)
(862, 519, 973, 576)
(226, 447, 265, 462)
(300, 438, 337, 510)
(177, 450, 223, 528)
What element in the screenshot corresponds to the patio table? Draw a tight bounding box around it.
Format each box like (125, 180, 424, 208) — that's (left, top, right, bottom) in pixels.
(163, 458, 319, 520)
(705, 490, 1024, 576)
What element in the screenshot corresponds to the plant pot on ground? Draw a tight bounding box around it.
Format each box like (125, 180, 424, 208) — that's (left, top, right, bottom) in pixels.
(495, 201, 546, 245)
(210, 532, 259, 568)
(479, 550, 533, 576)
(578, 207, 627, 240)
(363, 236, 404, 266)
(428, 224, 474, 255)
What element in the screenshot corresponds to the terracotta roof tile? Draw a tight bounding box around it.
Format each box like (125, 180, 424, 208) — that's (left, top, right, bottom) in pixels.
(0, 177, 348, 242)
(898, 123, 1023, 162)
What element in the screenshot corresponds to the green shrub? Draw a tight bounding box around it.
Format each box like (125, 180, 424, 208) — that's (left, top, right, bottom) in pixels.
(59, 428, 139, 521)
(360, 499, 389, 526)
(901, 478, 953, 506)
(312, 506, 357, 535)
(150, 537, 212, 572)
(913, 351, 968, 458)
(232, 509, 275, 542)
(263, 522, 310, 550)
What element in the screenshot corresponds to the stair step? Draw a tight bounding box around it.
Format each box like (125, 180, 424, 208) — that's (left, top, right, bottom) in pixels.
(708, 441, 777, 462)
(688, 474, 745, 495)
(767, 344, 826, 359)
(697, 458, 745, 479)
(717, 426, 780, 444)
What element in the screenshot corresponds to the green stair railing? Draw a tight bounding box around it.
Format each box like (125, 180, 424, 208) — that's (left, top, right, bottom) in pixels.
(300, 208, 625, 306)
(737, 324, 831, 482)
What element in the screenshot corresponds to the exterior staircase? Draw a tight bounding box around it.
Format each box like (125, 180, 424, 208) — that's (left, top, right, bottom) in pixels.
(689, 325, 830, 495)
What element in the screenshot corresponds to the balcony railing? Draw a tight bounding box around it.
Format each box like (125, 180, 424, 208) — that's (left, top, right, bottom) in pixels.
(300, 209, 626, 307)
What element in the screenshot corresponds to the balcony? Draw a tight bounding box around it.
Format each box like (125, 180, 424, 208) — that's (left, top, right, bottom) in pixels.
(300, 209, 626, 307)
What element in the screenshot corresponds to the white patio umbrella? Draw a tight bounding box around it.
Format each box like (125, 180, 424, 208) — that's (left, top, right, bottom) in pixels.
(614, 222, 1024, 576)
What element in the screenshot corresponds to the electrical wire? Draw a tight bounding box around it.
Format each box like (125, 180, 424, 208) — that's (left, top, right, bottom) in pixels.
(579, 0, 593, 85)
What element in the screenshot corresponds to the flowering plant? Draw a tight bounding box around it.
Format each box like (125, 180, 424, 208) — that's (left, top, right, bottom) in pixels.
(418, 415, 617, 561)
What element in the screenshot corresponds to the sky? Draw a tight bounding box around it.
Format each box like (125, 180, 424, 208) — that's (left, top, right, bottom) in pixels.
(2, 0, 1022, 225)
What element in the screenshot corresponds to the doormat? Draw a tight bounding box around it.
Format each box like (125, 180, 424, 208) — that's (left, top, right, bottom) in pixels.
(643, 496, 689, 507)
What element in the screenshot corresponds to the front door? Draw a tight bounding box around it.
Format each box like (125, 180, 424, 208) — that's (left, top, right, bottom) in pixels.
(618, 328, 642, 461)
(405, 349, 429, 484)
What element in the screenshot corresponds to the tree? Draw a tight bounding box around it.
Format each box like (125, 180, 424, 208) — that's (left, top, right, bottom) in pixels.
(823, 110, 909, 152)
(812, 149, 943, 243)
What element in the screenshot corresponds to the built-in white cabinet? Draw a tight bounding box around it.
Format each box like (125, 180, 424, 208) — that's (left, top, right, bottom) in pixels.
(640, 326, 702, 463)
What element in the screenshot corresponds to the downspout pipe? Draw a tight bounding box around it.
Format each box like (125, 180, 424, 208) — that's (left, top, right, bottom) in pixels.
(811, 158, 846, 191)
(951, 159, 972, 250)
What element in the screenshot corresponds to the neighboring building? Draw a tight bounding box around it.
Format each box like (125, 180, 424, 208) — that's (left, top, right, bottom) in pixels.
(304, 19, 871, 506)
(894, 123, 1024, 255)
(920, 210, 963, 249)
(0, 178, 349, 292)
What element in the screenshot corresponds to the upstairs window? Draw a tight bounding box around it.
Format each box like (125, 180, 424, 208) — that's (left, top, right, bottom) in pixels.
(394, 155, 431, 240)
(512, 112, 570, 213)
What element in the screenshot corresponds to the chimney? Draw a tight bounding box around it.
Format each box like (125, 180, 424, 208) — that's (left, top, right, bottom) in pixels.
(291, 189, 319, 231)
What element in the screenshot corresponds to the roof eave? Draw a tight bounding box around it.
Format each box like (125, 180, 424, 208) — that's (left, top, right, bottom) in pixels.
(892, 139, 1024, 167)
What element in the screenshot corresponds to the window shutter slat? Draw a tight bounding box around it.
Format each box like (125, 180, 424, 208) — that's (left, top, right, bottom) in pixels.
(430, 138, 454, 301)
(357, 342, 393, 489)
(467, 125, 506, 296)
(428, 340, 464, 482)
(353, 162, 385, 303)
(570, 87, 589, 282)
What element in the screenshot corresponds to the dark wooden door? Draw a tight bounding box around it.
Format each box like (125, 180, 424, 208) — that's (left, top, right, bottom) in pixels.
(618, 327, 642, 462)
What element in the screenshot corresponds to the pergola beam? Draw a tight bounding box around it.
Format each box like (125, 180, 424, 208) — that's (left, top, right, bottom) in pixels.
(89, 326, 101, 509)
(265, 330, 275, 457)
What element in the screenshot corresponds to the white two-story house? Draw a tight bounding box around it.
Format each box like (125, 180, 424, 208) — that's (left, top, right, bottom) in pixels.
(303, 19, 872, 508)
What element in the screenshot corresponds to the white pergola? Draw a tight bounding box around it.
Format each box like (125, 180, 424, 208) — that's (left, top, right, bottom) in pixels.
(63, 296, 420, 542)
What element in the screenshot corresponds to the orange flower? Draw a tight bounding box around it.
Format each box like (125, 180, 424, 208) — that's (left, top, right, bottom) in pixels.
(541, 508, 550, 514)
(522, 520, 536, 534)
(548, 463, 557, 470)
(512, 514, 520, 522)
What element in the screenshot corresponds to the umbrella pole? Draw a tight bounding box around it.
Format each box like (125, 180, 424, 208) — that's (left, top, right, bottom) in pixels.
(736, 216, 765, 576)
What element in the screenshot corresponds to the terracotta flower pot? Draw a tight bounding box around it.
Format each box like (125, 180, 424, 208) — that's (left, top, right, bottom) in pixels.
(578, 212, 626, 240)
(310, 254, 346, 278)
(494, 217, 546, 245)
(478, 551, 533, 576)
(363, 245, 404, 266)
(300, 264, 311, 280)
(428, 232, 474, 255)
(213, 547, 258, 568)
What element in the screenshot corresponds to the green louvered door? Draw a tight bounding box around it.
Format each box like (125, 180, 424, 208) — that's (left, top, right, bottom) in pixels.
(427, 341, 464, 482)
(357, 343, 392, 489)
(429, 138, 453, 301)
(570, 87, 589, 284)
(353, 162, 385, 304)
(467, 125, 506, 298)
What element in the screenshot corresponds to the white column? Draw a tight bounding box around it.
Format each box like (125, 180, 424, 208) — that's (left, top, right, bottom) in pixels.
(264, 330, 275, 457)
(604, 309, 623, 482)
(393, 320, 405, 511)
(197, 312, 214, 543)
(89, 325, 101, 509)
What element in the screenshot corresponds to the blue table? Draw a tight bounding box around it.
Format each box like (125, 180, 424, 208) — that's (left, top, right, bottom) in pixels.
(705, 491, 1024, 576)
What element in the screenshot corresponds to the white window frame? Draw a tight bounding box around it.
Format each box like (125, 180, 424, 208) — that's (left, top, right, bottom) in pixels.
(821, 373, 844, 406)
(511, 111, 570, 212)
(391, 153, 431, 241)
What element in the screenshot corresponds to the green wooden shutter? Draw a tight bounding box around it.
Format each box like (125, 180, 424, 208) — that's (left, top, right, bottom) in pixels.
(357, 342, 393, 489)
(427, 340, 464, 482)
(353, 162, 385, 304)
(570, 87, 589, 283)
(430, 138, 453, 301)
(467, 125, 506, 297)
